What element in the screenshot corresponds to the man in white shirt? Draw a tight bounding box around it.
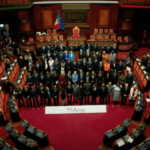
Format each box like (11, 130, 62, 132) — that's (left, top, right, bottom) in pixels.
(48, 57, 54, 74)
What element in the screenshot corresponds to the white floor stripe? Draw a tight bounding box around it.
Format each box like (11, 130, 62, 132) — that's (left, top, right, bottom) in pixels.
(45, 105, 106, 114)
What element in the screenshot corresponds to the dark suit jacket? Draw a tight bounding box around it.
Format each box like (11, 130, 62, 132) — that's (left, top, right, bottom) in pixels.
(37, 86, 45, 95)
(58, 54, 64, 62)
(22, 88, 30, 98)
(32, 73, 39, 83)
(66, 74, 72, 83)
(39, 75, 45, 84)
(71, 61, 77, 70)
(111, 73, 118, 85)
(83, 83, 92, 94)
(68, 46, 74, 51)
(52, 53, 58, 60)
(142, 57, 148, 66)
(5, 62, 11, 70)
(86, 44, 92, 51)
(91, 87, 98, 98)
(18, 58, 25, 68)
(82, 61, 87, 70)
(121, 87, 130, 96)
(117, 64, 123, 72)
(97, 52, 102, 61)
(35, 63, 42, 73)
(92, 54, 97, 61)
(78, 53, 84, 60)
(146, 65, 150, 73)
(86, 61, 93, 70)
(97, 74, 104, 82)
(58, 46, 65, 52)
(30, 89, 37, 98)
(74, 46, 80, 52)
(53, 44, 59, 51)
(99, 87, 107, 97)
(111, 63, 117, 71)
(45, 45, 51, 52)
(76, 62, 82, 70)
(27, 75, 33, 83)
(40, 55, 46, 64)
(104, 75, 110, 85)
(105, 46, 111, 54)
(65, 85, 73, 95)
(126, 74, 134, 85)
(84, 53, 90, 60)
(65, 61, 72, 70)
(93, 59, 99, 69)
(92, 45, 98, 51)
(80, 44, 86, 52)
(98, 64, 104, 72)
(53, 61, 60, 70)
(45, 74, 52, 83)
(40, 46, 46, 54)
(52, 74, 59, 83)
(51, 88, 59, 97)
(46, 53, 52, 60)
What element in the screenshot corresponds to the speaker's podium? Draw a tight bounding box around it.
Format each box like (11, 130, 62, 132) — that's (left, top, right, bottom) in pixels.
(67, 26, 86, 45)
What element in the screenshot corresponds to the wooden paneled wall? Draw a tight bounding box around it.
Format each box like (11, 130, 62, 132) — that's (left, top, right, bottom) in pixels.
(33, 4, 118, 39)
(18, 11, 30, 31)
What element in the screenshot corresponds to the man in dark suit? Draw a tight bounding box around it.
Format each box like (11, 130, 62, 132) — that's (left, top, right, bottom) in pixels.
(78, 49, 84, 61)
(68, 44, 74, 51)
(27, 72, 33, 89)
(99, 83, 107, 104)
(37, 83, 45, 105)
(45, 71, 52, 88)
(105, 45, 111, 54)
(22, 85, 31, 107)
(97, 51, 102, 62)
(126, 71, 134, 87)
(15, 86, 24, 107)
(91, 84, 98, 104)
(76, 59, 82, 72)
(40, 44, 46, 54)
(58, 44, 65, 52)
(92, 51, 97, 61)
(71, 60, 77, 73)
(92, 43, 98, 52)
(30, 86, 39, 108)
(52, 51, 58, 60)
(32, 70, 39, 88)
(46, 50, 52, 61)
(146, 62, 150, 73)
(35, 61, 42, 74)
(38, 72, 45, 85)
(142, 55, 148, 66)
(121, 83, 130, 106)
(82, 58, 87, 72)
(117, 61, 123, 75)
(66, 82, 73, 105)
(53, 42, 59, 51)
(86, 42, 92, 51)
(104, 73, 111, 85)
(45, 44, 51, 53)
(5, 58, 11, 70)
(44, 87, 51, 106)
(65, 58, 72, 73)
(83, 80, 92, 104)
(111, 70, 118, 85)
(93, 57, 99, 72)
(106, 82, 112, 104)
(18, 56, 25, 68)
(52, 85, 59, 106)
(97, 71, 104, 87)
(52, 70, 59, 86)
(80, 43, 86, 52)
(78, 69, 85, 85)
(84, 49, 90, 60)
(40, 53, 46, 66)
(74, 43, 80, 52)
(58, 51, 64, 62)
(66, 70, 72, 84)
(97, 61, 103, 72)
(53, 58, 60, 74)
(86, 58, 93, 73)
(111, 60, 117, 72)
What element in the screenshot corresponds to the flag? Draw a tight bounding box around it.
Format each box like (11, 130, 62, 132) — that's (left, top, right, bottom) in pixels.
(54, 12, 65, 30)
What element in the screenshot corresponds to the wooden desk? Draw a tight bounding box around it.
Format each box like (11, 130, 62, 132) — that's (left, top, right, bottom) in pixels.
(36, 34, 59, 42)
(67, 36, 86, 45)
(87, 39, 117, 46)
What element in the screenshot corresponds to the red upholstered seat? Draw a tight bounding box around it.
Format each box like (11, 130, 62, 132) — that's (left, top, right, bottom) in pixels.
(15, 125, 24, 133)
(5, 139, 16, 147)
(0, 128, 8, 138)
(72, 26, 80, 39)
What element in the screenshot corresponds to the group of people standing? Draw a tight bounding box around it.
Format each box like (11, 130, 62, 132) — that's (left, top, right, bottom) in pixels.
(1, 37, 138, 108)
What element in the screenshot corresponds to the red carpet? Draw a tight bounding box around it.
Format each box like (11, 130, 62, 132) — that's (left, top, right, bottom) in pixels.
(19, 102, 134, 150)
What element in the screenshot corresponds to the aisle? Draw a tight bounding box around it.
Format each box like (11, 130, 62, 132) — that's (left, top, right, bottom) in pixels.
(19, 104, 133, 150)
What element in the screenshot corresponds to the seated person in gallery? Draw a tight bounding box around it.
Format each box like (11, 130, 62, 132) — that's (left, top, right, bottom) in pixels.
(72, 26, 80, 38)
(141, 55, 148, 66)
(124, 56, 131, 67)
